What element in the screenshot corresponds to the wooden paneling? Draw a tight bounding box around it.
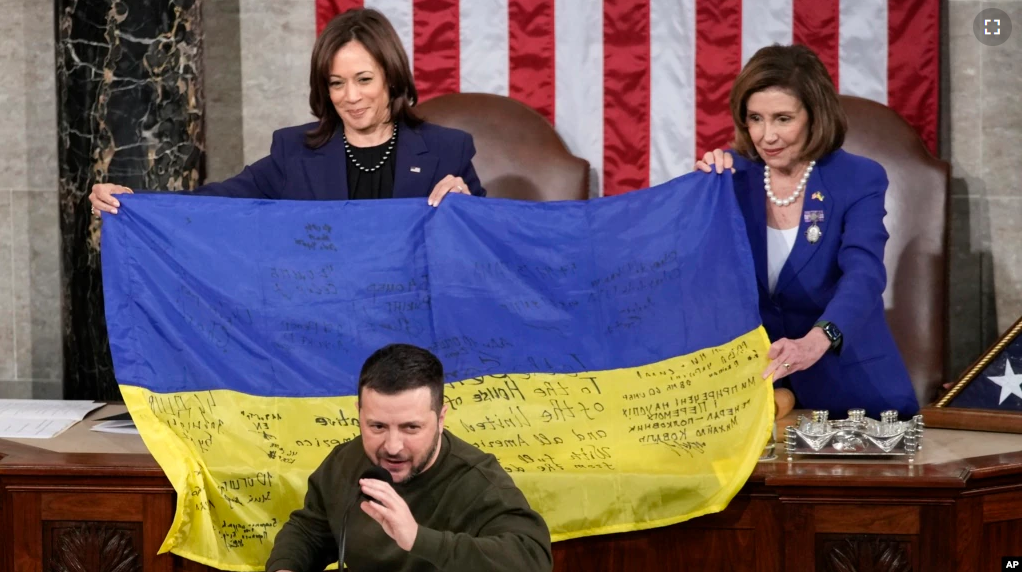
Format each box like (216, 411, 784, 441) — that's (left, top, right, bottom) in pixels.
(983, 490, 1022, 523)
(753, 498, 784, 572)
(12, 492, 42, 572)
(918, 504, 955, 572)
(815, 504, 920, 535)
(5, 438, 1022, 571)
(176, 554, 215, 571)
(982, 520, 1022, 572)
(144, 494, 178, 572)
(782, 503, 815, 572)
(41, 492, 145, 521)
(554, 528, 757, 571)
(955, 496, 984, 572)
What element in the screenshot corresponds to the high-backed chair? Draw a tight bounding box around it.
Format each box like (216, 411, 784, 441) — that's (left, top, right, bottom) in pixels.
(415, 93, 590, 201)
(839, 95, 950, 407)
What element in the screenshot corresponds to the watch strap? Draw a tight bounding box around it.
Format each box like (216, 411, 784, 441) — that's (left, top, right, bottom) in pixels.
(814, 320, 843, 352)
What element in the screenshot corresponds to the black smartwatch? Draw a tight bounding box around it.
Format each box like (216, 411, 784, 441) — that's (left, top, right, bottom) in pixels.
(814, 320, 843, 353)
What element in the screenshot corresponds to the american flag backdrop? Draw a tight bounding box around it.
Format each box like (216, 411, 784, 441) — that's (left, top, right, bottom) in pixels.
(315, 0, 940, 196)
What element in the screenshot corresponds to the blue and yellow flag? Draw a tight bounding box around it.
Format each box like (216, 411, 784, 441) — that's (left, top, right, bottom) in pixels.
(102, 172, 772, 571)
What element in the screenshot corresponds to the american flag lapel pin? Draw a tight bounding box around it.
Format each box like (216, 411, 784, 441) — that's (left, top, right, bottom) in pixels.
(410, 166, 421, 173)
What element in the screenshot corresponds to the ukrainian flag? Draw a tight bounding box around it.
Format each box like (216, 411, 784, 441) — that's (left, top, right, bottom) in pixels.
(102, 172, 772, 571)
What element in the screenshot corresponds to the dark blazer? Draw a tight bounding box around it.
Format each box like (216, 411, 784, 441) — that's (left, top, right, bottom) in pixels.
(192, 120, 486, 200)
(732, 149, 919, 418)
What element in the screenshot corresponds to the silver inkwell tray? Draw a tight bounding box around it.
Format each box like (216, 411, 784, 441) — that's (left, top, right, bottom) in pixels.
(784, 409, 924, 463)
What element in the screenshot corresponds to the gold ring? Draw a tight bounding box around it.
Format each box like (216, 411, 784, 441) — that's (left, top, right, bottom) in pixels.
(783, 363, 791, 370)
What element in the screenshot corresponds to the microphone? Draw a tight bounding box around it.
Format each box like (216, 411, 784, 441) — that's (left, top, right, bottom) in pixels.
(339, 465, 395, 567)
(359, 465, 394, 504)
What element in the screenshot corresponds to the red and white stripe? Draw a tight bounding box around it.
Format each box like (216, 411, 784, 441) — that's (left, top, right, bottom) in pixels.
(316, 0, 939, 196)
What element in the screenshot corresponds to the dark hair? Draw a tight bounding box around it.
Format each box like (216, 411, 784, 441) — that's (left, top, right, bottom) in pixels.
(305, 8, 422, 149)
(358, 344, 444, 413)
(729, 44, 846, 162)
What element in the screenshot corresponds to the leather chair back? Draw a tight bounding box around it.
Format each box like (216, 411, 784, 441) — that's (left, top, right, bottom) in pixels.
(416, 93, 590, 201)
(840, 95, 950, 407)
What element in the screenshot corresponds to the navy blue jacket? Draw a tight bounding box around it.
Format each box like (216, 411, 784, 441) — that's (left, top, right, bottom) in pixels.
(733, 149, 919, 418)
(192, 120, 486, 200)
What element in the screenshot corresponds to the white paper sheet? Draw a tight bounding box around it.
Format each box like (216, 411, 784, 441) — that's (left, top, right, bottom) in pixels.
(0, 399, 104, 438)
(0, 418, 79, 439)
(90, 420, 139, 435)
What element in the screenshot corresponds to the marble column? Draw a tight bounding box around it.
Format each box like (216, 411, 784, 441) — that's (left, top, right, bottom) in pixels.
(56, 0, 205, 400)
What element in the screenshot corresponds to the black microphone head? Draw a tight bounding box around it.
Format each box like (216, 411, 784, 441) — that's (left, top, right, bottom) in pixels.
(360, 465, 394, 485)
(359, 465, 394, 504)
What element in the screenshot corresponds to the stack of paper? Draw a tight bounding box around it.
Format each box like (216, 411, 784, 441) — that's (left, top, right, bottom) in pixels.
(0, 399, 104, 439)
(91, 412, 138, 434)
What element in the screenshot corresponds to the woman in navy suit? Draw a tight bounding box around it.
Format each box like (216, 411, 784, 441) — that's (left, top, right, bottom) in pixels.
(89, 8, 485, 214)
(696, 45, 918, 419)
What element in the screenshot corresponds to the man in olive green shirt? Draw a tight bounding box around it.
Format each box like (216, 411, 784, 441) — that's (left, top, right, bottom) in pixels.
(266, 343, 553, 572)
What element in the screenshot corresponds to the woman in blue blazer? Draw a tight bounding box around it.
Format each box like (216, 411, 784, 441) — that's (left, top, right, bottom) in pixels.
(696, 45, 918, 419)
(89, 8, 485, 214)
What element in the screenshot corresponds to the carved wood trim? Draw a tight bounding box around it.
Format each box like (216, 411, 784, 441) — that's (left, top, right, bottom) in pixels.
(818, 534, 914, 572)
(43, 521, 142, 572)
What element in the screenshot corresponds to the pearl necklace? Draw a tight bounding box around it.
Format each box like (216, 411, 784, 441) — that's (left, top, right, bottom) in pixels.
(343, 123, 397, 172)
(764, 160, 815, 207)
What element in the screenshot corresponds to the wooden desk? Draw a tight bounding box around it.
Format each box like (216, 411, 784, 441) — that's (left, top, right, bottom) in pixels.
(3, 406, 1022, 571)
